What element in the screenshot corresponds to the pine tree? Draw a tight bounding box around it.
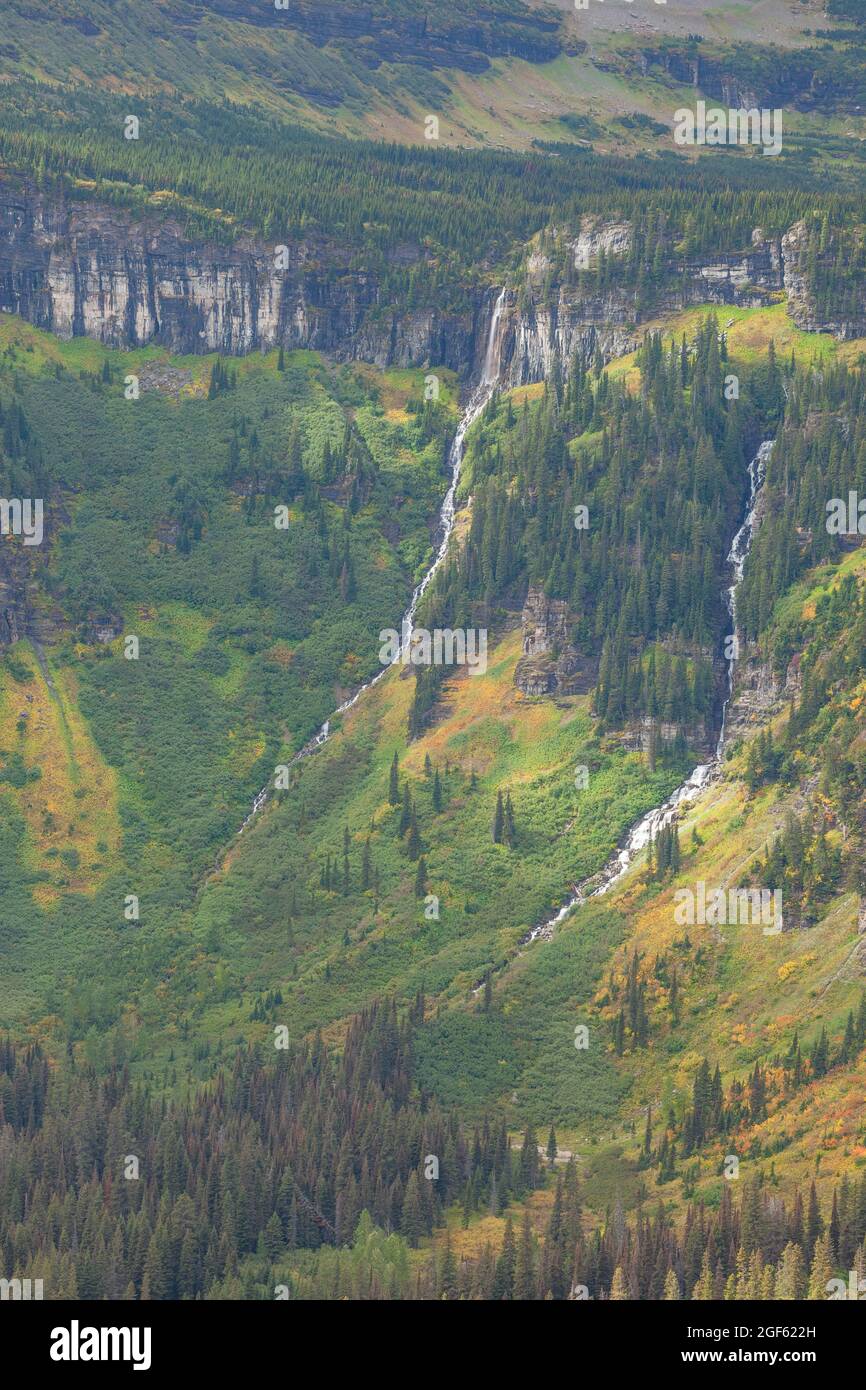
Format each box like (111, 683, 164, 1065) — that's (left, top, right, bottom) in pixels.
(482, 971, 492, 1013)
(513, 1212, 536, 1300)
(438, 1234, 458, 1299)
(504, 793, 516, 849)
(406, 809, 422, 861)
(807, 1233, 833, 1300)
(399, 782, 412, 834)
(546, 1127, 557, 1167)
(776, 1242, 806, 1300)
(520, 1124, 539, 1190)
(609, 1266, 629, 1300)
(432, 769, 442, 813)
(494, 1217, 516, 1299)
(401, 1172, 423, 1249)
(492, 791, 504, 844)
(388, 752, 400, 806)
(414, 856, 428, 897)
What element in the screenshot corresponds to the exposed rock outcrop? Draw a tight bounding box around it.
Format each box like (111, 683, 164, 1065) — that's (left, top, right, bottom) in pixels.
(494, 218, 797, 387)
(2, 186, 861, 381)
(0, 180, 487, 372)
(0, 545, 27, 646)
(780, 220, 866, 340)
(491, 215, 864, 388)
(723, 644, 801, 742)
(627, 44, 866, 117)
(514, 586, 595, 696)
(0, 508, 71, 649)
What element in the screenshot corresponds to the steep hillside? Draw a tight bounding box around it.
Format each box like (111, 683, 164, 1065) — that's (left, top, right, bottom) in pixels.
(2, 0, 864, 156)
(4, 278, 866, 1299)
(0, 322, 458, 1030)
(6, 0, 866, 1318)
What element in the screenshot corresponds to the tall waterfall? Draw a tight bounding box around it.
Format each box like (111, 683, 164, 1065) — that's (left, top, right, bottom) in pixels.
(520, 438, 776, 946)
(236, 287, 508, 835)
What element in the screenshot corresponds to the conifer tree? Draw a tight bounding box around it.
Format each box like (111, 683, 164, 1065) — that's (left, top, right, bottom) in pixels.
(388, 752, 400, 806)
(492, 791, 504, 844)
(406, 809, 422, 861)
(414, 856, 427, 898)
(399, 782, 412, 834)
(504, 793, 516, 849)
(546, 1127, 558, 1167)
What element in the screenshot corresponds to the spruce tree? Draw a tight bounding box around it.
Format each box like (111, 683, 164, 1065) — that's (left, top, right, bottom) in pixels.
(388, 752, 400, 806)
(504, 792, 516, 849)
(414, 856, 427, 897)
(492, 791, 504, 844)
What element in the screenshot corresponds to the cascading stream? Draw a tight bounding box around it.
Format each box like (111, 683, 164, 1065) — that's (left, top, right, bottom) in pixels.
(234, 299, 772, 974)
(519, 437, 776, 947)
(236, 287, 508, 835)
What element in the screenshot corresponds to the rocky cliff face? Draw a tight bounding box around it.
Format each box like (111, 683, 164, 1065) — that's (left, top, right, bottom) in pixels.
(626, 44, 866, 116)
(0, 524, 66, 650)
(489, 216, 863, 388)
(0, 181, 487, 373)
(1, 186, 859, 387)
(493, 219, 801, 388)
(723, 645, 801, 743)
(780, 220, 866, 340)
(0, 542, 28, 647)
(514, 587, 595, 696)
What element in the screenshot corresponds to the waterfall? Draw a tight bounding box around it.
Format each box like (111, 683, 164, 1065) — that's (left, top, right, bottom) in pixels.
(236, 288, 508, 836)
(715, 438, 773, 759)
(518, 437, 776, 946)
(481, 287, 507, 386)
(234, 295, 774, 990)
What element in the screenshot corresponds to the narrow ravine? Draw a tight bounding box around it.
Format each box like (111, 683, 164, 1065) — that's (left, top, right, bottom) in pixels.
(236, 287, 509, 836)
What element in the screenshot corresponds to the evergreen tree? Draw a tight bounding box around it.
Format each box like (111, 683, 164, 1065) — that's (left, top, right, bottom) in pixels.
(388, 752, 400, 806)
(492, 791, 504, 844)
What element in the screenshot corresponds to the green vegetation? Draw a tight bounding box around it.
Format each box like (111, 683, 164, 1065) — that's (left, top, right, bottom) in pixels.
(5, 0, 866, 1298)
(0, 335, 455, 1028)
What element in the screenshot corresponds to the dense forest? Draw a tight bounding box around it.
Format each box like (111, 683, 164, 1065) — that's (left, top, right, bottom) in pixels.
(0, 80, 858, 316)
(2, 1005, 864, 1301)
(5, 4, 866, 1314)
(413, 314, 783, 742)
(740, 360, 866, 639)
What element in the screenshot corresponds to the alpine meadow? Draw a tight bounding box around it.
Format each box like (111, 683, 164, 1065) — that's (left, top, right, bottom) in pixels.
(3, 0, 866, 1349)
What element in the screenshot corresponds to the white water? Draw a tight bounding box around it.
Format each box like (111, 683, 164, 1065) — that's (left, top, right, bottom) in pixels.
(236, 302, 774, 972)
(236, 288, 508, 836)
(519, 437, 776, 946)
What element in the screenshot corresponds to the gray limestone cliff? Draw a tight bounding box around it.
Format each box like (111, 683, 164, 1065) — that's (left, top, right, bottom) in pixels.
(491, 217, 821, 389)
(2, 187, 859, 383)
(0, 181, 485, 373)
